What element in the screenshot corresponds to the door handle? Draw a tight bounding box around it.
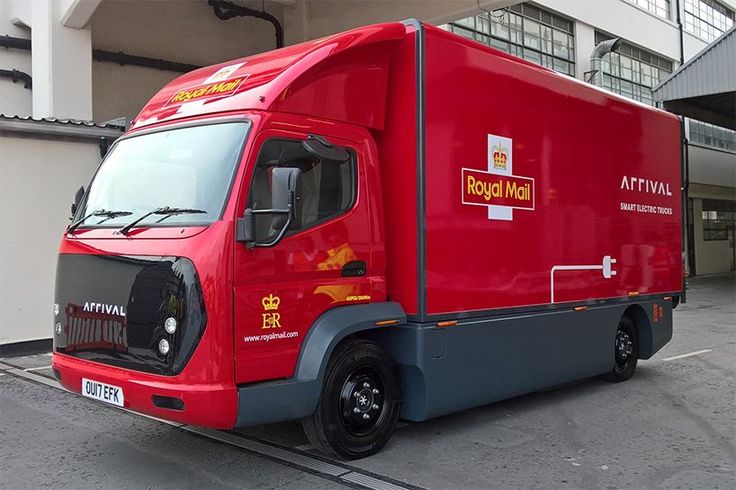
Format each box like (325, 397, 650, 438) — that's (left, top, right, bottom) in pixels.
(341, 260, 366, 277)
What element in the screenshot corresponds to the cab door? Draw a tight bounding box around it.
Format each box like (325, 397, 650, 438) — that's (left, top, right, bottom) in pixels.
(233, 121, 378, 384)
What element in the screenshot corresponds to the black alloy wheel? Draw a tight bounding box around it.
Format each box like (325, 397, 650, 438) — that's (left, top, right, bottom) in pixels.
(601, 316, 638, 382)
(302, 339, 401, 460)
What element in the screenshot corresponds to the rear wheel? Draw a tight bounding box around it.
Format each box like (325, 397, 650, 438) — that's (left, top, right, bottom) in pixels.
(601, 316, 638, 382)
(302, 339, 401, 460)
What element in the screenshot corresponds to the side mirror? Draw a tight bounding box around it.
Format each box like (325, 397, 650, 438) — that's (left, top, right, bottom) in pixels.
(71, 185, 85, 217)
(236, 208, 255, 243)
(302, 134, 350, 163)
(237, 167, 301, 248)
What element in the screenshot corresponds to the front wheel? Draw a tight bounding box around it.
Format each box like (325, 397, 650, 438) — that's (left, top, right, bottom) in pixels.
(302, 339, 401, 460)
(601, 316, 638, 382)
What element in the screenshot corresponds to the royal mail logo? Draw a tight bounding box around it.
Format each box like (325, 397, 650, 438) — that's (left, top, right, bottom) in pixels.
(165, 75, 248, 107)
(461, 134, 535, 221)
(491, 142, 508, 170)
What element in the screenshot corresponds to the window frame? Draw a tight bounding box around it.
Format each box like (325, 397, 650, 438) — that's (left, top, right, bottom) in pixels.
(448, 5, 576, 77)
(623, 0, 672, 20)
(245, 136, 359, 241)
(596, 32, 673, 106)
(702, 199, 735, 241)
(684, 0, 735, 42)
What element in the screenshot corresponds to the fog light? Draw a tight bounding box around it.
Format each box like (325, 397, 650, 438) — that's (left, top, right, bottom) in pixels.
(158, 338, 170, 355)
(53, 303, 59, 316)
(54, 322, 62, 335)
(164, 317, 177, 334)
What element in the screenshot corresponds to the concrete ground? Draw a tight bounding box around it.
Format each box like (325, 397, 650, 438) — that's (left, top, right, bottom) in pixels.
(1, 273, 734, 489)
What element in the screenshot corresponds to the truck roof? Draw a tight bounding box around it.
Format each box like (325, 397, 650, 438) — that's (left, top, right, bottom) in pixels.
(131, 20, 677, 133)
(131, 21, 409, 131)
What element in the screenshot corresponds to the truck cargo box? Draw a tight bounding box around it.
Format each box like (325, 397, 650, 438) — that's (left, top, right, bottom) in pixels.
(381, 23, 682, 320)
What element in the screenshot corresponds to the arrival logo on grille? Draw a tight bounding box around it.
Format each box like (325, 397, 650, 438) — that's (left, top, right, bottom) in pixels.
(83, 302, 126, 317)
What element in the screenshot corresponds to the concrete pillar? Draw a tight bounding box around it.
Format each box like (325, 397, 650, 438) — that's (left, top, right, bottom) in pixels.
(574, 20, 595, 82)
(31, 0, 94, 120)
(283, 0, 310, 46)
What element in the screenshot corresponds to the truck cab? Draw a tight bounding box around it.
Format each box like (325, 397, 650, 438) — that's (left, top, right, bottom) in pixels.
(52, 22, 409, 459)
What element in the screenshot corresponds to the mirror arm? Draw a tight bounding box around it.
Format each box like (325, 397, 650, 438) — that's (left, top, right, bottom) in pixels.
(250, 208, 289, 215)
(251, 204, 293, 248)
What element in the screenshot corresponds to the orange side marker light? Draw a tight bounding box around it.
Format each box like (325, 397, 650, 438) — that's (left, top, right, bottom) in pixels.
(436, 320, 458, 328)
(374, 319, 400, 326)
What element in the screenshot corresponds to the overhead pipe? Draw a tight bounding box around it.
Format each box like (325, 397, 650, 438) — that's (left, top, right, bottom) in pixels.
(0, 35, 31, 50)
(1, 35, 200, 73)
(0, 68, 32, 89)
(588, 38, 621, 86)
(208, 0, 284, 49)
(92, 49, 201, 73)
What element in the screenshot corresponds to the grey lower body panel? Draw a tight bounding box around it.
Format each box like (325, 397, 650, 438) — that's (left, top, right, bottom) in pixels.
(233, 299, 672, 427)
(235, 378, 320, 427)
(376, 299, 672, 422)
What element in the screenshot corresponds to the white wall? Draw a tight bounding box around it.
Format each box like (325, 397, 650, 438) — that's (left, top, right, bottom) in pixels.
(536, 0, 709, 68)
(0, 0, 32, 116)
(0, 135, 101, 344)
(90, 0, 285, 121)
(689, 145, 736, 188)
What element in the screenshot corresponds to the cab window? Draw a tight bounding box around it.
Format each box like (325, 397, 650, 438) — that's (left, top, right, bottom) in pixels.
(248, 138, 356, 241)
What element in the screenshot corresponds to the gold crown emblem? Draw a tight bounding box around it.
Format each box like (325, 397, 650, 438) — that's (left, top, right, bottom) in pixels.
(492, 143, 508, 170)
(262, 294, 280, 311)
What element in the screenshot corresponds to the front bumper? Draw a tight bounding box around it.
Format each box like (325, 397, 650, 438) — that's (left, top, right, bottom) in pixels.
(52, 352, 237, 429)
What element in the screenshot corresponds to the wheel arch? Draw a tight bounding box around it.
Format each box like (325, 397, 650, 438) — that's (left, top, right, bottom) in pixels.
(622, 304, 654, 359)
(294, 302, 406, 382)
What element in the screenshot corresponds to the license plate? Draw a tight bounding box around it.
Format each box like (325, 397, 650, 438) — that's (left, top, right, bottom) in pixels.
(81, 378, 124, 407)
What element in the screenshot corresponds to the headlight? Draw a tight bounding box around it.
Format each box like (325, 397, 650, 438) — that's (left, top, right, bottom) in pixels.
(158, 338, 170, 355)
(164, 317, 177, 334)
(53, 303, 59, 316)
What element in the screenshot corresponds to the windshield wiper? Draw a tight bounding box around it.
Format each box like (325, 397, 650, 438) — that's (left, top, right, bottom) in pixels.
(118, 207, 207, 236)
(67, 209, 133, 235)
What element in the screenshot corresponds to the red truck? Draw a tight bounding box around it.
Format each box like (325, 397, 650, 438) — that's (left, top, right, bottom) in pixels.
(51, 20, 682, 459)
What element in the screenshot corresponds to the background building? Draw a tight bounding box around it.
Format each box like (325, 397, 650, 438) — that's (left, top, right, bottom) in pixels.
(0, 0, 734, 347)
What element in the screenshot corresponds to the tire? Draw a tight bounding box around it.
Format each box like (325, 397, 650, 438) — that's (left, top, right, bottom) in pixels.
(302, 339, 401, 460)
(601, 316, 638, 382)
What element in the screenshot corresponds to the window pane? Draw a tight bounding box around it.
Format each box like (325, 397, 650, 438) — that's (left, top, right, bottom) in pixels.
(81, 122, 249, 227)
(523, 19, 541, 49)
(249, 139, 355, 240)
(523, 48, 541, 64)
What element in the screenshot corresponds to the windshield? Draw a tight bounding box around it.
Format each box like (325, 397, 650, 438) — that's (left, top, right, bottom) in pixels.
(77, 121, 250, 228)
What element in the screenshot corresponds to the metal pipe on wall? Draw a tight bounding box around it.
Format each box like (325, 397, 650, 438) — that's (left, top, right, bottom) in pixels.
(0, 68, 32, 89)
(208, 0, 284, 49)
(589, 38, 621, 86)
(0, 35, 201, 73)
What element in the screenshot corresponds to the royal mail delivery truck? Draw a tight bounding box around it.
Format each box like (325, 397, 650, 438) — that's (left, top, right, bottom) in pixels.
(52, 21, 682, 459)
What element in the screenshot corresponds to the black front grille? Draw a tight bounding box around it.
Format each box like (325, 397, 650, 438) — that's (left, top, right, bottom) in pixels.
(54, 254, 206, 375)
